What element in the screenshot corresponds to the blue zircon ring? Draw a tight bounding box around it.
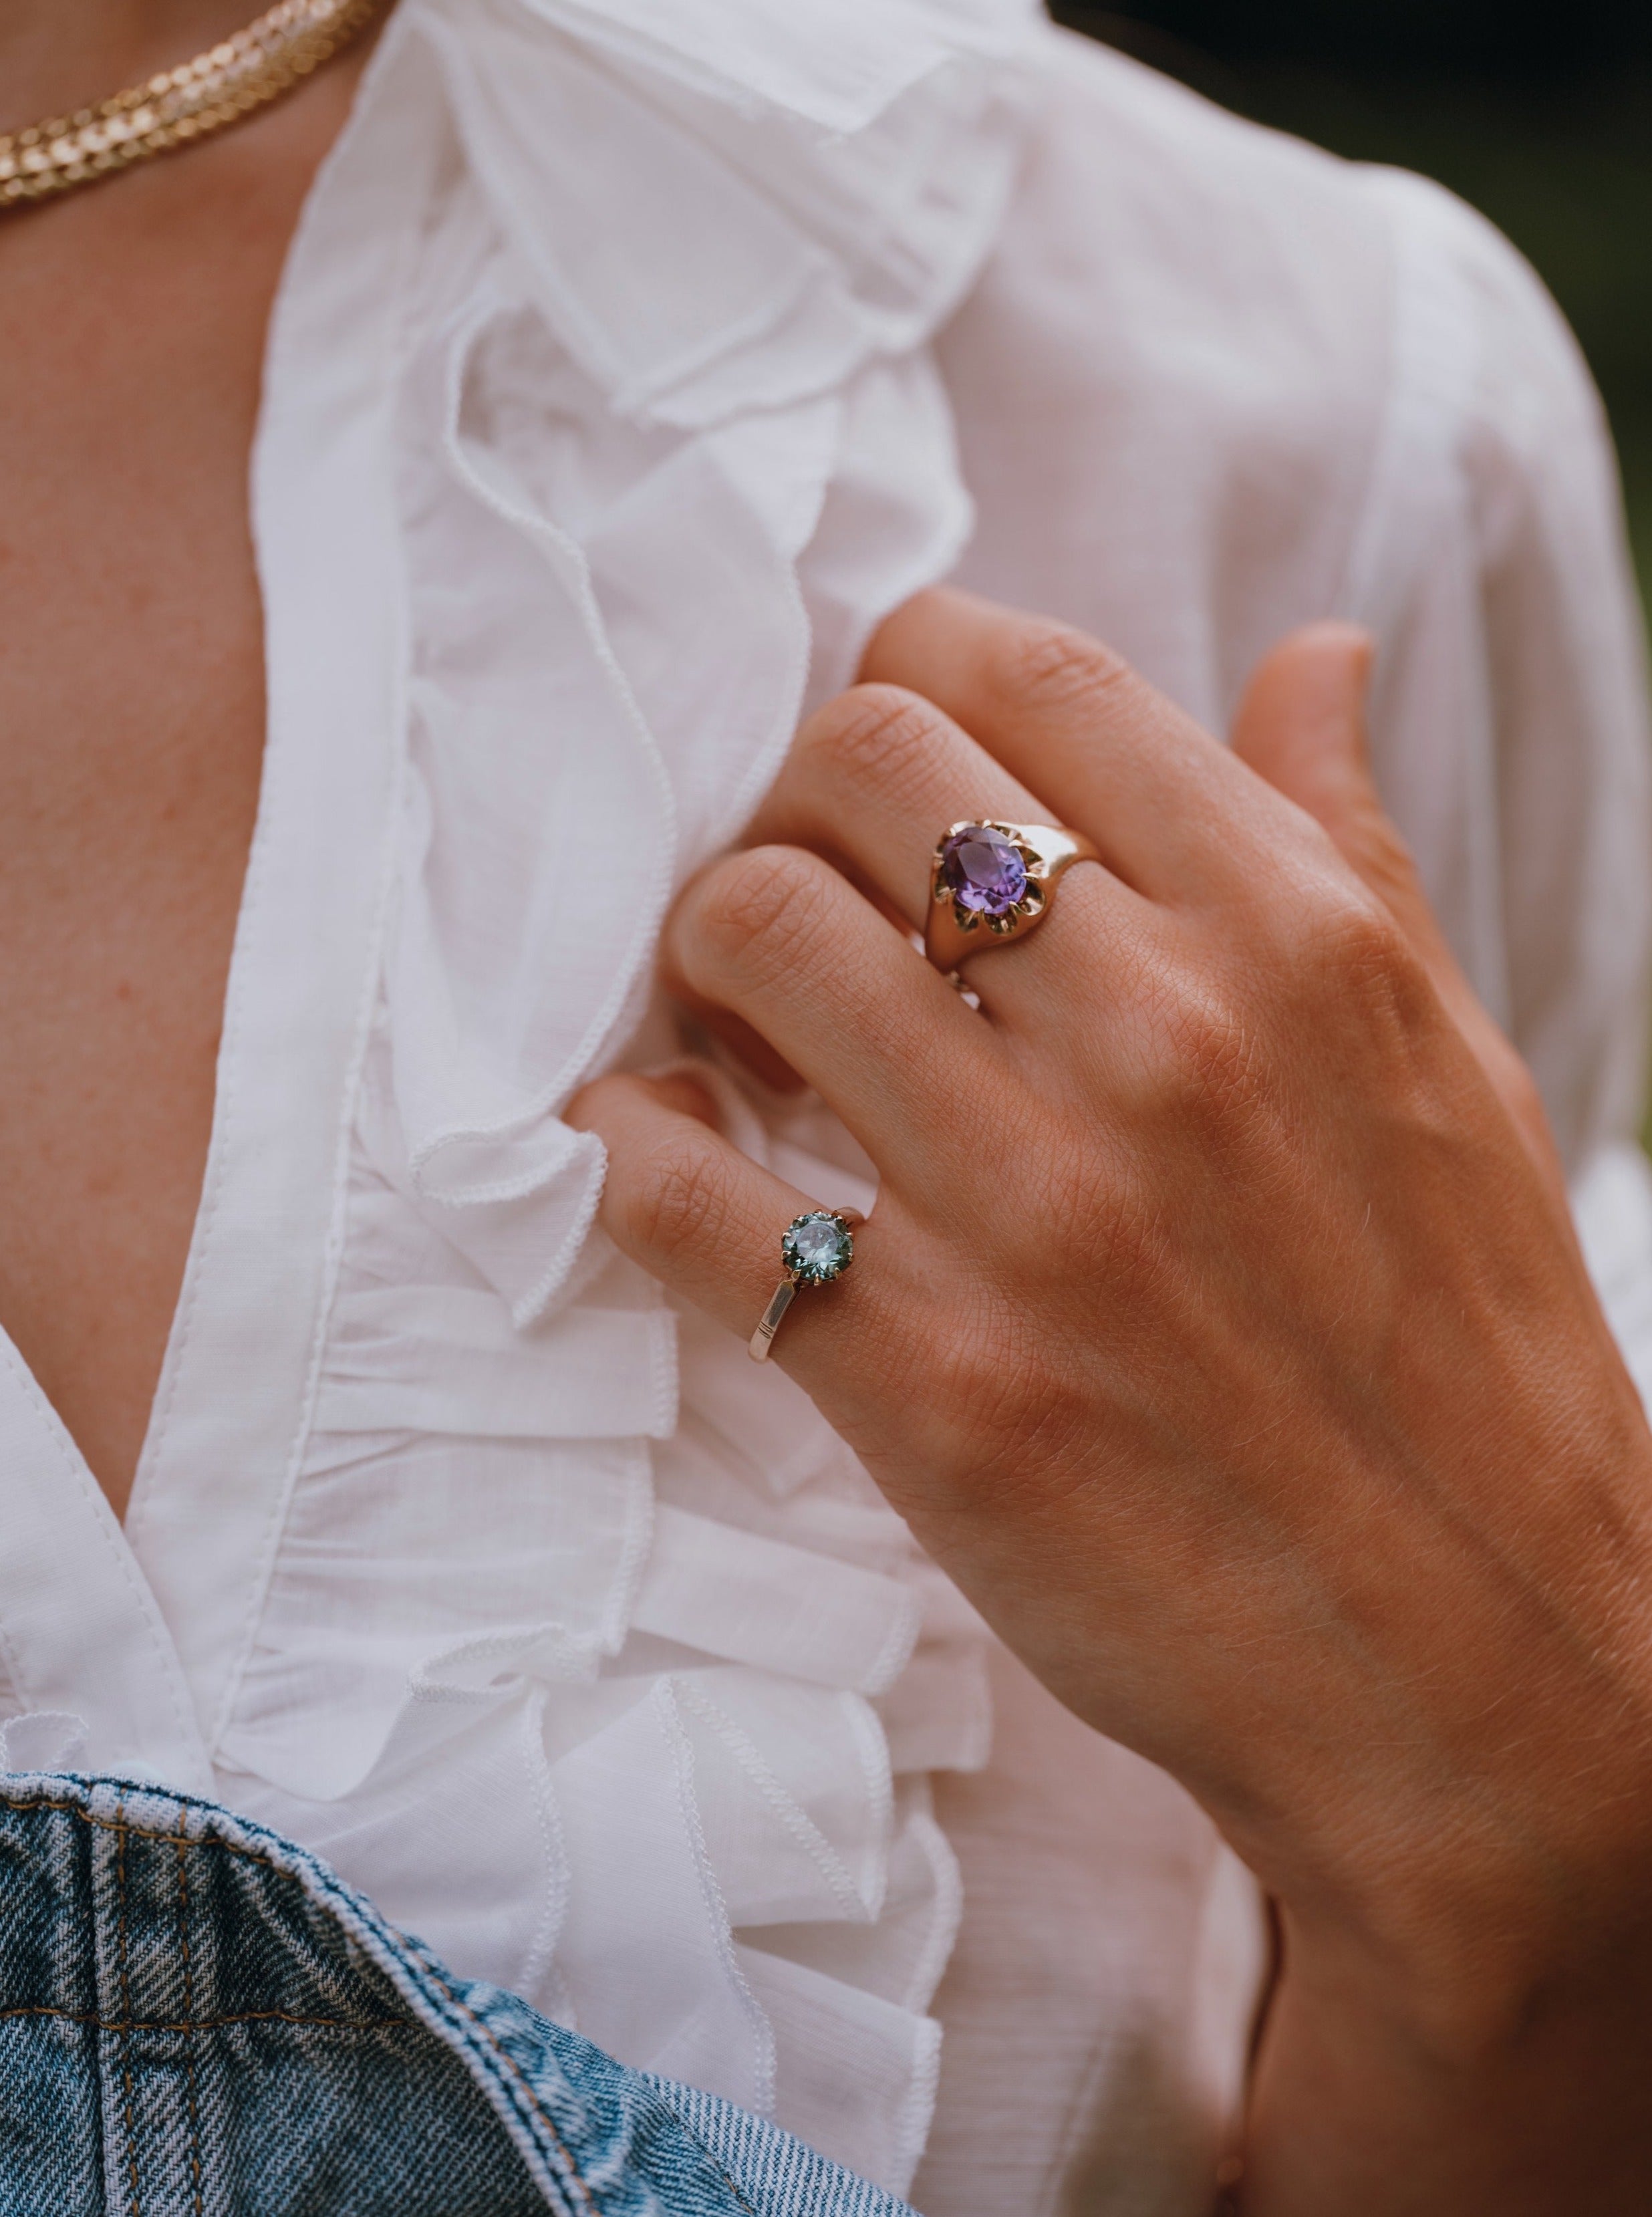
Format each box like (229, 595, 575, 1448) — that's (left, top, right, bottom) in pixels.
(748, 1209, 862, 1362)
(924, 820, 1101, 976)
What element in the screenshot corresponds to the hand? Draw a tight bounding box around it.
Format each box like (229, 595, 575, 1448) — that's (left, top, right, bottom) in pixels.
(571, 590, 1652, 2212)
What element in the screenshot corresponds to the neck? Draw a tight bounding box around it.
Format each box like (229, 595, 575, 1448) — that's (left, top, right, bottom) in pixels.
(0, 3, 267, 128)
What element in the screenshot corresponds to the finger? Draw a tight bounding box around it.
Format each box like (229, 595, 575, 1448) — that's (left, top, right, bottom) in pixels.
(859, 587, 1297, 907)
(1235, 624, 1566, 1192)
(687, 1004, 809, 1097)
(1232, 626, 1450, 964)
(747, 682, 1047, 930)
(632, 1069, 726, 1127)
(567, 1072, 886, 1381)
(1231, 624, 1481, 1031)
(1230, 623, 1375, 819)
(745, 678, 1152, 1025)
(663, 842, 1006, 1183)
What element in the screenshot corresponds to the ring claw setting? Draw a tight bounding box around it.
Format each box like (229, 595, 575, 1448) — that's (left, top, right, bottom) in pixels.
(924, 819, 1100, 975)
(748, 1209, 859, 1362)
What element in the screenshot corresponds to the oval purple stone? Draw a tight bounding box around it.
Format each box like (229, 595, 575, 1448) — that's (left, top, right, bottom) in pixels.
(938, 825, 1028, 917)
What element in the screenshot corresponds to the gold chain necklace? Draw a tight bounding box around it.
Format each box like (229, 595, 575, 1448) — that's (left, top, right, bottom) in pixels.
(0, 0, 390, 212)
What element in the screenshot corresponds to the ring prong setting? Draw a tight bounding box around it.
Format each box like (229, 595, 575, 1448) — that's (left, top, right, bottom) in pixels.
(781, 1210, 856, 1286)
(924, 817, 1101, 975)
(750, 1209, 860, 1361)
(935, 820, 1044, 938)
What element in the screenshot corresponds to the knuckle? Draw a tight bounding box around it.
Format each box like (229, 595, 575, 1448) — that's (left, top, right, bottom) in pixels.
(686, 845, 833, 989)
(992, 1132, 1112, 1281)
(929, 1293, 1095, 1498)
(1301, 894, 1431, 1032)
(802, 683, 952, 794)
(1351, 811, 1423, 897)
(1262, 886, 1448, 1109)
(618, 1132, 733, 1269)
(989, 615, 1133, 720)
(1499, 1056, 1548, 1139)
(1087, 1177, 1173, 1308)
(1478, 1034, 1553, 1156)
(928, 1299, 1029, 1450)
(1159, 976, 1264, 1121)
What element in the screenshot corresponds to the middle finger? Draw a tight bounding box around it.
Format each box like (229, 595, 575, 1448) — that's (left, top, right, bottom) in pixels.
(666, 839, 1012, 1187)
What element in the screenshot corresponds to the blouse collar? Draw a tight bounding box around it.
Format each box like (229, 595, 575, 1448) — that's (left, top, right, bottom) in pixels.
(412, 0, 1042, 426)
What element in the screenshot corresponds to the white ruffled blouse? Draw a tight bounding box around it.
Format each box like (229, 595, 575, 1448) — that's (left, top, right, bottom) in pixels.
(4, 7, 1651, 2213)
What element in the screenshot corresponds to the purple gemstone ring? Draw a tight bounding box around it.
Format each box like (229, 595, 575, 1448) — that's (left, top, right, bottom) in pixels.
(748, 1208, 865, 1363)
(924, 819, 1102, 976)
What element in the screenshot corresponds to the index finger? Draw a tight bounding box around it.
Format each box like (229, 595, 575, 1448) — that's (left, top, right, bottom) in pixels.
(860, 588, 1303, 908)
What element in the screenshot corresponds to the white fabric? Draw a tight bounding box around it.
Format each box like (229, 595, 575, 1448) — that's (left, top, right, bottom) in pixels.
(1, 11, 1649, 2216)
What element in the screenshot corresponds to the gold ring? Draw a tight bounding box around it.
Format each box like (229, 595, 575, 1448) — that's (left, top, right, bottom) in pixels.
(748, 1209, 862, 1363)
(924, 820, 1101, 976)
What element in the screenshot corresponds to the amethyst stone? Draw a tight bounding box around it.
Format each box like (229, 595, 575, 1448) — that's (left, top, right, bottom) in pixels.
(938, 825, 1028, 917)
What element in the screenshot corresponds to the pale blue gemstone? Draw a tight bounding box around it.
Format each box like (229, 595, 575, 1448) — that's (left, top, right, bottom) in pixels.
(783, 1212, 853, 1284)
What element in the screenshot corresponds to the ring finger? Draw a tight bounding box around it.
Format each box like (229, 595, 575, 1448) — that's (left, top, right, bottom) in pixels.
(748, 680, 1153, 1025)
(568, 1071, 909, 1397)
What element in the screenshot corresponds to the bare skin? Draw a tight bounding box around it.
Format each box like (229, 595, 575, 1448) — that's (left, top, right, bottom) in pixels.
(11, 11, 1652, 2204)
(0, 3, 373, 1514)
(573, 596, 1652, 2211)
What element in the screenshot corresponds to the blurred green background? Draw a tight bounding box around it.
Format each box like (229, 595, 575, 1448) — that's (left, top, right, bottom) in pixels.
(1053, 4, 1652, 620)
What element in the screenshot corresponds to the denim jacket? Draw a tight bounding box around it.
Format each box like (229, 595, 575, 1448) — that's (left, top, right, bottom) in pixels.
(0, 1771, 914, 2217)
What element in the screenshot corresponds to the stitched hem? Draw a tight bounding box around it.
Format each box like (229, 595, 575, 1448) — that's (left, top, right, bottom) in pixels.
(115, 1789, 140, 2217)
(173, 1809, 204, 2217)
(1, 1781, 594, 2216)
(0, 2004, 419, 2036)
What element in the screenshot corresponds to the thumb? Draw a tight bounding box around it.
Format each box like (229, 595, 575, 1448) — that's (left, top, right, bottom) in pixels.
(1232, 622, 1375, 807)
(1236, 623, 1566, 1196)
(1235, 624, 1446, 969)
(1234, 624, 1392, 894)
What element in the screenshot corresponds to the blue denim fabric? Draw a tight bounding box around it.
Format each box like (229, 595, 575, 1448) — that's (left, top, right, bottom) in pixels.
(0, 1771, 918, 2217)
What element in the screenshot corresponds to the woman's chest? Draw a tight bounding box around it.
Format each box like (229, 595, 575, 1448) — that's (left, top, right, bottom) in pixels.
(0, 128, 339, 1511)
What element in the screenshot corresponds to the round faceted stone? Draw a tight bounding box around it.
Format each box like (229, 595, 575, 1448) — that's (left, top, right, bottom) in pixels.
(783, 1211, 854, 1285)
(938, 825, 1028, 916)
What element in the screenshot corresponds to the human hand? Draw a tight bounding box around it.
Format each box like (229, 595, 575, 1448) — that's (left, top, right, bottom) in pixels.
(571, 590, 1652, 2212)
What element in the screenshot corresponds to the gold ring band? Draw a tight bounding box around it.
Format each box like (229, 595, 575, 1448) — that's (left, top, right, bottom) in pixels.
(748, 1209, 862, 1363)
(924, 820, 1101, 976)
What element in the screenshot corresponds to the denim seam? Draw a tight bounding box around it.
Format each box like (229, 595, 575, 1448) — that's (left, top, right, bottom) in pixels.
(1, 1793, 297, 1869)
(115, 1789, 141, 2217)
(415, 1959, 599, 2217)
(682, 2139, 756, 2217)
(173, 1811, 204, 2217)
(0, 2004, 420, 2035)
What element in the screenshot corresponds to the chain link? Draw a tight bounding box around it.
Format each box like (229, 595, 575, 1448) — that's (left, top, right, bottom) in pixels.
(0, 0, 390, 211)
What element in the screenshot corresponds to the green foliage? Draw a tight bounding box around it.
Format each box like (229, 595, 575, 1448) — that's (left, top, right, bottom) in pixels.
(1055, 2, 1652, 76)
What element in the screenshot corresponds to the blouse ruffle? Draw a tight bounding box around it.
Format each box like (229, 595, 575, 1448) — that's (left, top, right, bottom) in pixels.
(213, 0, 1035, 2192)
(222, 1024, 995, 2189)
